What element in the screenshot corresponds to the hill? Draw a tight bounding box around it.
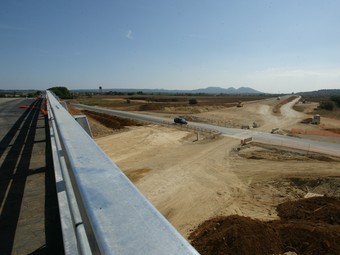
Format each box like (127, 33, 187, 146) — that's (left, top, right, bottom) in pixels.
(191, 86, 261, 94)
(298, 89, 340, 98)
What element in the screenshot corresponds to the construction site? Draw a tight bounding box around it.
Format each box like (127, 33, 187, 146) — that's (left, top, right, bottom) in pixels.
(70, 95, 340, 255)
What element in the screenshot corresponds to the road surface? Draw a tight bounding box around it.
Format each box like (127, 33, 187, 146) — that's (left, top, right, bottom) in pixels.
(72, 103, 340, 157)
(0, 98, 63, 255)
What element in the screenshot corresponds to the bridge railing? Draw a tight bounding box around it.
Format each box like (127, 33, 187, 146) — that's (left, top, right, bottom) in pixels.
(46, 91, 199, 255)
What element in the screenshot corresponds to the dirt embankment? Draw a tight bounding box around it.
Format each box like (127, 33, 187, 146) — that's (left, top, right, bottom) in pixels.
(190, 197, 340, 255)
(67, 104, 142, 137)
(273, 96, 298, 114)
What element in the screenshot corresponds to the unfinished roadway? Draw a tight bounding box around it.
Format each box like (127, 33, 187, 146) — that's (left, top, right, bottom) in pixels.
(72, 100, 340, 158)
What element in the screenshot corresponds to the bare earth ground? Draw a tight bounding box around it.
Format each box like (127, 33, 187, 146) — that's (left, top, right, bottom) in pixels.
(93, 96, 340, 244)
(96, 99, 340, 233)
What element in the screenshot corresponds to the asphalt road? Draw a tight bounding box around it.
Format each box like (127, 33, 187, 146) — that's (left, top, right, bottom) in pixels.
(73, 103, 340, 157)
(0, 98, 63, 255)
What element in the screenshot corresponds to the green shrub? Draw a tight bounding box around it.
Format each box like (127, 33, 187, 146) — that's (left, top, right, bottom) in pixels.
(189, 98, 198, 104)
(330, 96, 340, 107)
(319, 100, 335, 111)
(48, 86, 73, 99)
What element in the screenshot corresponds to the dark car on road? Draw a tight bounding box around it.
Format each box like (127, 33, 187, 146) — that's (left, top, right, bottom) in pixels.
(174, 117, 188, 125)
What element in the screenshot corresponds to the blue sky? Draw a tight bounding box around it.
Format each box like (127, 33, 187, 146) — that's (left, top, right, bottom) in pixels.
(1, 0, 339, 93)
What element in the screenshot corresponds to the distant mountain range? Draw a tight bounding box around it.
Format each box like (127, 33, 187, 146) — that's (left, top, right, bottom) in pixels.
(189, 86, 262, 94)
(73, 86, 263, 95)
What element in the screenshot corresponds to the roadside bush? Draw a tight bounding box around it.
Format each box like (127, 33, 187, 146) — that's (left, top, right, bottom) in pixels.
(49, 86, 73, 99)
(319, 100, 335, 111)
(330, 96, 340, 107)
(189, 98, 198, 104)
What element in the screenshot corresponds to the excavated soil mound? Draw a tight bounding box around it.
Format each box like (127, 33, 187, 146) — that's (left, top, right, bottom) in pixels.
(277, 196, 340, 224)
(271, 221, 340, 255)
(189, 197, 340, 255)
(189, 215, 282, 255)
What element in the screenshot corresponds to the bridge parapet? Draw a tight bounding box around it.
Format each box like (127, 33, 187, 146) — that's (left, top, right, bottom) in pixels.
(46, 91, 198, 255)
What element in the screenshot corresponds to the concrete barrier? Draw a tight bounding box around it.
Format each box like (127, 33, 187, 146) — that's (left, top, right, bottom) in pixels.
(241, 137, 253, 145)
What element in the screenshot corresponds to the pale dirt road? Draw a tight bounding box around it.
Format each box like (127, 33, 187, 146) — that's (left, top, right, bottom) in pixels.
(190, 96, 305, 132)
(95, 97, 340, 238)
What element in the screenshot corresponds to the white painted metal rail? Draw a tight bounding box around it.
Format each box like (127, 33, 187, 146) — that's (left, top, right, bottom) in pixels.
(46, 91, 199, 255)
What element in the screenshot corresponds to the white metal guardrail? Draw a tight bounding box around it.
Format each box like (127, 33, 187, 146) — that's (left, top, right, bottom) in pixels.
(46, 91, 199, 255)
(48, 99, 89, 254)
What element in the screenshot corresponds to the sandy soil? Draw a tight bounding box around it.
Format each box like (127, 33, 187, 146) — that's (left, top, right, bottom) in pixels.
(95, 96, 340, 239)
(190, 96, 338, 132)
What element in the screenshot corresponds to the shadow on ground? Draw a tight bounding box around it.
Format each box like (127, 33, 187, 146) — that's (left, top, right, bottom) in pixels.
(0, 98, 64, 255)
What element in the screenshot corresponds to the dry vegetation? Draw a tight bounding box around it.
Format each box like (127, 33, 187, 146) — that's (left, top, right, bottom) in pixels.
(294, 97, 340, 120)
(70, 94, 270, 113)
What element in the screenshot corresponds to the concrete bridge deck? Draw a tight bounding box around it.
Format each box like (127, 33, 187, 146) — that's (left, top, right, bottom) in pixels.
(0, 98, 63, 255)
